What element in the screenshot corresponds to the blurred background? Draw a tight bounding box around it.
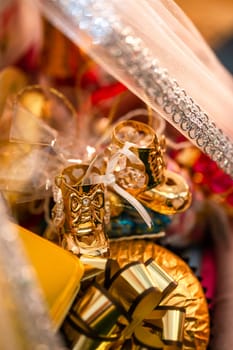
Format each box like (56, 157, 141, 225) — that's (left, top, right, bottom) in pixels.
(176, 0, 233, 73)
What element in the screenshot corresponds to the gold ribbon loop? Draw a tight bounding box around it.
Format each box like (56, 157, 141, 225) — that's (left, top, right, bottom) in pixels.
(145, 259, 177, 301)
(62, 283, 126, 348)
(108, 262, 162, 316)
(161, 308, 185, 344)
(134, 307, 185, 349)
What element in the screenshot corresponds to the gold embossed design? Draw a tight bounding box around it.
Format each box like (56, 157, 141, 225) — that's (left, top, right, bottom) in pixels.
(55, 165, 109, 256)
(147, 136, 166, 186)
(112, 120, 166, 192)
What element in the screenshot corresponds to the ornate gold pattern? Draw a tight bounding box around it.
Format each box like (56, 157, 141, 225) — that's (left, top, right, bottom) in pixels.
(112, 120, 166, 191)
(54, 165, 109, 256)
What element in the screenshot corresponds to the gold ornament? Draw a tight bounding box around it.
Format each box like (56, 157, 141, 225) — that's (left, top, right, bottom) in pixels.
(54, 164, 109, 257)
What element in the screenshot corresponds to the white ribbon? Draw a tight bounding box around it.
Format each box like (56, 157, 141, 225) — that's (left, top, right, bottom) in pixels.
(92, 142, 152, 228)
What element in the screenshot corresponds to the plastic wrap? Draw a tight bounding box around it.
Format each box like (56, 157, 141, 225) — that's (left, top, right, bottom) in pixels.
(0, 0, 42, 68)
(38, 0, 233, 177)
(0, 195, 64, 349)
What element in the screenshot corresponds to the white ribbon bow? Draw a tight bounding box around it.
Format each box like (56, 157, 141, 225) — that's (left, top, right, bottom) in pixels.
(88, 142, 152, 228)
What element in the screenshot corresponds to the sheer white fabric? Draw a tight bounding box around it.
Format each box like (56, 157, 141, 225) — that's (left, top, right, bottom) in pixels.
(38, 0, 233, 178)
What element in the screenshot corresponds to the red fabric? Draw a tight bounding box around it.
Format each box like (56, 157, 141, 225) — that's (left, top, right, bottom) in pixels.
(91, 82, 127, 105)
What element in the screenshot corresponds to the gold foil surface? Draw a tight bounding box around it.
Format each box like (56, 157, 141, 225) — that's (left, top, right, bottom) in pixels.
(109, 240, 210, 350)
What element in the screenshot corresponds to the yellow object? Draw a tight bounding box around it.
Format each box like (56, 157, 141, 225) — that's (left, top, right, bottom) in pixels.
(14, 224, 84, 329)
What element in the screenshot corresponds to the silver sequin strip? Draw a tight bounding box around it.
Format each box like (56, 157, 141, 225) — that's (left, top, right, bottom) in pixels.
(44, 0, 233, 177)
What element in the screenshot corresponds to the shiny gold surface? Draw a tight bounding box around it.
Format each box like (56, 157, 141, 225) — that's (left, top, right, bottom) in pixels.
(109, 240, 210, 350)
(146, 259, 177, 300)
(134, 307, 185, 348)
(106, 191, 124, 218)
(70, 285, 119, 335)
(62, 239, 209, 349)
(137, 170, 192, 214)
(162, 309, 185, 342)
(63, 255, 186, 349)
(108, 262, 162, 316)
(62, 284, 123, 349)
(54, 164, 109, 256)
(110, 120, 191, 214)
(112, 120, 166, 191)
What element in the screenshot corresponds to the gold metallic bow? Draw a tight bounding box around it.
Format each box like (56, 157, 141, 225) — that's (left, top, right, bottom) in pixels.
(61, 258, 186, 349)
